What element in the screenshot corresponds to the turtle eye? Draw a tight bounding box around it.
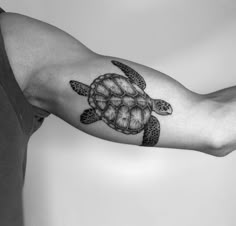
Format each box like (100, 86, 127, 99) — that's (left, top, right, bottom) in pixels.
(164, 104, 173, 114)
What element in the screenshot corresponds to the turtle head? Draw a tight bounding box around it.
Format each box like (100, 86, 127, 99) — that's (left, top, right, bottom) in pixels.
(152, 99, 173, 115)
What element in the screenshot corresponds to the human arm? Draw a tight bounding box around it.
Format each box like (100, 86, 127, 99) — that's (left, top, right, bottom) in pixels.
(30, 51, 236, 157)
(8, 12, 233, 157)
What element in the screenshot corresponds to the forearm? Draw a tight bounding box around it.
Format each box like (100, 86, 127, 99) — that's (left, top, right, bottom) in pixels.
(39, 54, 226, 155)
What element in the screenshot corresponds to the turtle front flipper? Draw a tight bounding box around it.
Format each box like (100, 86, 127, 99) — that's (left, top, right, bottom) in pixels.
(141, 115, 160, 146)
(111, 60, 146, 90)
(70, 80, 90, 96)
(80, 108, 101, 124)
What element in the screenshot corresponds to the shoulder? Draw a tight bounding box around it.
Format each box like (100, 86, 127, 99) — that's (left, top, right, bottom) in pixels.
(0, 12, 94, 112)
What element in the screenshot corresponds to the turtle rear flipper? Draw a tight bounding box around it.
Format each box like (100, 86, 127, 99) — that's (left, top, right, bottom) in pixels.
(81, 108, 100, 124)
(111, 60, 146, 90)
(70, 80, 90, 96)
(141, 115, 160, 146)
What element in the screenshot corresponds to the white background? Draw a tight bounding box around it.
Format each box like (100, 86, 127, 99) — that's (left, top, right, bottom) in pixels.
(2, 0, 236, 226)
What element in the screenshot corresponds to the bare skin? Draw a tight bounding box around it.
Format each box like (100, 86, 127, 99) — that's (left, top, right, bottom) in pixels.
(0, 12, 235, 156)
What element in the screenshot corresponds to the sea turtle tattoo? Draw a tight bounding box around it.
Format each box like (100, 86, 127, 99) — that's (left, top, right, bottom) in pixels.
(69, 60, 173, 146)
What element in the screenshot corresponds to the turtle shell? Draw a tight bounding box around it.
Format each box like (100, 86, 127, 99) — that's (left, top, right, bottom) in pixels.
(88, 73, 152, 134)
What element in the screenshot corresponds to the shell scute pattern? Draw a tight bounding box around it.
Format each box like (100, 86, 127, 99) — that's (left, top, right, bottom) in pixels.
(88, 74, 152, 134)
(143, 107, 151, 124)
(116, 105, 130, 129)
(110, 96, 122, 106)
(114, 77, 136, 96)
(129, 107, 143, 130)
(133, 84, 145, 96)
(103, 78, 123, 95)
(123, 96, 135, 107)
(104, 105, 116, 121)
(96, 84, 109, 96)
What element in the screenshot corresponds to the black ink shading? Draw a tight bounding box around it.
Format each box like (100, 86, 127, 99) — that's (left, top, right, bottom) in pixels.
(70, 80, 89, 96)
(69, 60, 173, 146)
(80, 108, 100, 124)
